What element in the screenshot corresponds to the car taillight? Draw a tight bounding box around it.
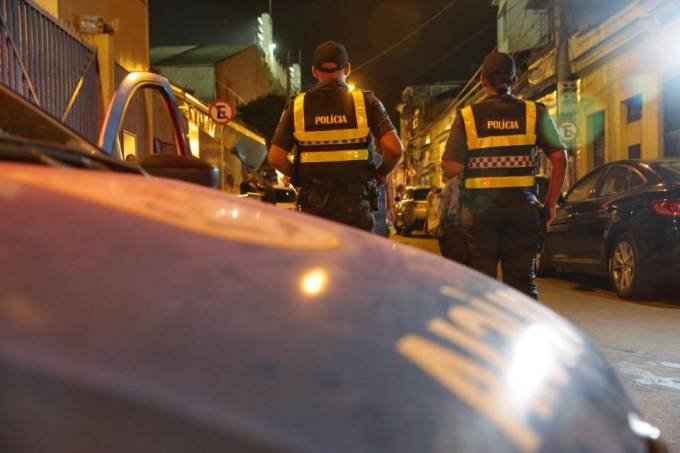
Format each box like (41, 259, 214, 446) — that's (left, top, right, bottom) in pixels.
(653, 200, 680, 216)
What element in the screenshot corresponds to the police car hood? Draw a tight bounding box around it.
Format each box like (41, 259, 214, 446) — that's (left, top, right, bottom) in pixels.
(0, 163, 650, 453)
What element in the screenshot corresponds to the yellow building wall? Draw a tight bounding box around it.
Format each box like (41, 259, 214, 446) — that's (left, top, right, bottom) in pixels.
(34, 0, 148, 71)
(431, 112, 456, 187)
(576, 35, 665, 178)
(34, 0, 149, 104)
(35, 0, 58, 17)
(56, 0, 149, 71)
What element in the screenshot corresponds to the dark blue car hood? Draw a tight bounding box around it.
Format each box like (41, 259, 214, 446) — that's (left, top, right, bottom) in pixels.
(0, 163, 651, 452)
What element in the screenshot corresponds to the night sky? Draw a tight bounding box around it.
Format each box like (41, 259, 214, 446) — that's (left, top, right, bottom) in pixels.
(150, 0, 497, 114)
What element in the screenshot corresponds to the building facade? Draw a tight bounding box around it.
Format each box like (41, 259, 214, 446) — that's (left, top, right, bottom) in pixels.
(150, 13, 301, 190)
(1, 0, 149, 142)
(396, 82, 465, 188)
(499, 0, 680, 179)
(35, 0, 150, 104)
(399, 0, 680, 189)
(151, 14, 301, 107)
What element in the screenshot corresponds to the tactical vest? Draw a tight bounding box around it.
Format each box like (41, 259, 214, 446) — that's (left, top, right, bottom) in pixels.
(461, 100, 538, 190)
(293, 88, 375, 187)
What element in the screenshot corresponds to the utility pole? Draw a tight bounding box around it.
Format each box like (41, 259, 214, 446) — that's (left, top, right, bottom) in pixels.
(286, 50, 292, 95)
(554, 0, 578, 184)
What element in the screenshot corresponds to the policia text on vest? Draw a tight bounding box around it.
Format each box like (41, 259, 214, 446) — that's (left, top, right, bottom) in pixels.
(292, 87, 377, 231)
(267, 41, 403, 232)
(442, 94, 567, 300)
(460, 100, 538, 190)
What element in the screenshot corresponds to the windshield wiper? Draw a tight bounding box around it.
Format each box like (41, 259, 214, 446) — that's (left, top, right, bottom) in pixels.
(0, 136, 144, 174)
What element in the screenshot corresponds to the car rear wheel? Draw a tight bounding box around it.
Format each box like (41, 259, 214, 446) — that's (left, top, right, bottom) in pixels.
(609, 234, 653, 299)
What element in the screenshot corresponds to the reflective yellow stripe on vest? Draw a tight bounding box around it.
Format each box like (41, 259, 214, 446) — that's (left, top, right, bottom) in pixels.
(461, 101, 538, 150)
(465, 176, 535, 189)
(299, 149, 369, 163)
(293, 90, 370, 142)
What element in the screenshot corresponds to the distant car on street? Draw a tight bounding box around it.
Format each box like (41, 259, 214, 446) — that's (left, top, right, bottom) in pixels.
(395, 186, 431, 236)
(425, 187, 443, 237)
(538, 159, 680, 299)
(0, 81, 668, 452)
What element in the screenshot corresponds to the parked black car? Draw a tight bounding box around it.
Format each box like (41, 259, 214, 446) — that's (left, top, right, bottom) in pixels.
(539, 159, 680, 299)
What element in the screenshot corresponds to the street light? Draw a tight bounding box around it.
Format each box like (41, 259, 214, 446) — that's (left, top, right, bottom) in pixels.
(648, 17, 680, 71)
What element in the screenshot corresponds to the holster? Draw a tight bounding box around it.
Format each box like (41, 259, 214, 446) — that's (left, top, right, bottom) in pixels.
(345, 180, 379, 211)
(298, 185, 331, 214)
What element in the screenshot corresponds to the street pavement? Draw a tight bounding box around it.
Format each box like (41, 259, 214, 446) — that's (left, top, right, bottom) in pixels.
(393, 233, 680, 452)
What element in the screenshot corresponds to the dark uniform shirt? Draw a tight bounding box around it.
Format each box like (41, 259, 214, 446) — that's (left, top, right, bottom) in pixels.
(442, 94, 565, 206)
(271, 79, 396, 152)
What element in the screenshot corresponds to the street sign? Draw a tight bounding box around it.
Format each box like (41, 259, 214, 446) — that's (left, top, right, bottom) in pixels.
(209, 100, 234, 125)
(559, 122, 578, 143)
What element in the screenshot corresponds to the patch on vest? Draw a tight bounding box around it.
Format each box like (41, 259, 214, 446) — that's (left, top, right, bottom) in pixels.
(315, 114, 348, 126)
(487, 120, 520, 131)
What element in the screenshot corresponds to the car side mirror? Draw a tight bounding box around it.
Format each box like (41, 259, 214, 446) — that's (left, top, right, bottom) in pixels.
(140, 153, 220, 189)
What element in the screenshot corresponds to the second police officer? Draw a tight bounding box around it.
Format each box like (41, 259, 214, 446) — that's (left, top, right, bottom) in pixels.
(441, 52, 568, 300)
(268, 41, 403, 231)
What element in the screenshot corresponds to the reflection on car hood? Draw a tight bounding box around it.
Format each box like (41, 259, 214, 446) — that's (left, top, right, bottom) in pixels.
(0, 162, 648, 453)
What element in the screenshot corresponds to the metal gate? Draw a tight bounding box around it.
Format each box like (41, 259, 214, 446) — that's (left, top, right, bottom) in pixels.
(0, 0, 101, 142)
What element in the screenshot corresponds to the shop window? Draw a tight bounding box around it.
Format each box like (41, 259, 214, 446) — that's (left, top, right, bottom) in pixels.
(628, 144, 641, 159)
(624, 94, 643, 123)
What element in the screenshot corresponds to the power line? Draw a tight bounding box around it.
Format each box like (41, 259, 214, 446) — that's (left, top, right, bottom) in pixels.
(352, 0, 461, 75)
(399, 24, 491, 85)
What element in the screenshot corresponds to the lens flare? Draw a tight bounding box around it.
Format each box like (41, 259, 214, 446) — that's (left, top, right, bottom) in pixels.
(300, 268, 329, 297)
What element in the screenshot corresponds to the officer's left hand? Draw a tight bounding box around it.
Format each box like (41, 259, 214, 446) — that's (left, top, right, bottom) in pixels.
(546, 204, 558, 226)
(376, 175, 387, 188)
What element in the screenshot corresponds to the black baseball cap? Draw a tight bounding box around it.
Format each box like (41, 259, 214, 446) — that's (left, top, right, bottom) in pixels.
(313, 41, 349, 73)
(482, 51, 517, 81)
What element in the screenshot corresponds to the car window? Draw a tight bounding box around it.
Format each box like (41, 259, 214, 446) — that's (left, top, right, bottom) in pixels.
(566, 168, 605, 202)
(653, 161, 680, 182)
(629, 170, 645, 189)
(599, 166, 630, 197)
(413, 189, 430, 201)
(117, 87, 182, 162)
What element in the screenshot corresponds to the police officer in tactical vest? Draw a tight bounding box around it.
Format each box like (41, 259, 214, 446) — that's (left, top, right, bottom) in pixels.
(268, 41, 404, 231)
(441, 52, 568, 299)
